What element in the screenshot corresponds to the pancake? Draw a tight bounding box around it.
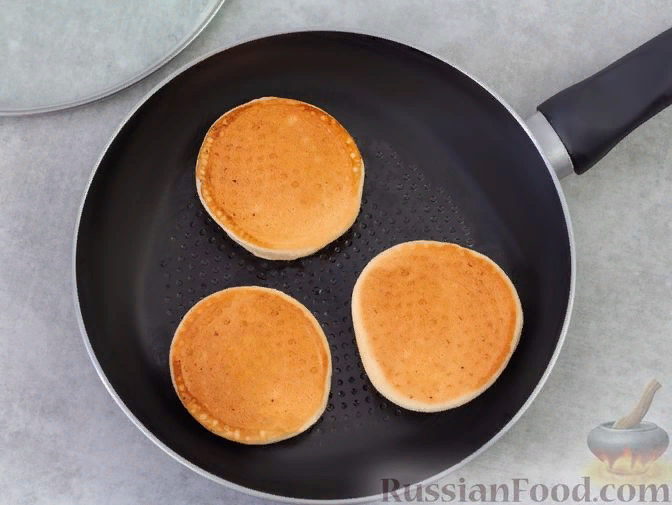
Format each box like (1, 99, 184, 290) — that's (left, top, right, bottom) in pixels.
(196, 97, 365, 260)
(169, 286, 331, 444)
(351, 241, 523, 412)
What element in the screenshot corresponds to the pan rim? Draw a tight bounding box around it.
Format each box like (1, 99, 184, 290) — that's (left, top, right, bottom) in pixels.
(72, 27, 576, 505)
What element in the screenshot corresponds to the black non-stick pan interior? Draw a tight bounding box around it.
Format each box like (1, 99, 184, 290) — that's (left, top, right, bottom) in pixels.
(76, 32, 572, 501)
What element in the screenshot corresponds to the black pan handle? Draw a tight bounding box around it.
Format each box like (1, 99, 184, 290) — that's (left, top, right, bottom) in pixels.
(536, 27, 672, 175)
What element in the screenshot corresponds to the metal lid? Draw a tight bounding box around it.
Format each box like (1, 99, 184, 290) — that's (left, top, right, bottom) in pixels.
(0, 0, 226, 115)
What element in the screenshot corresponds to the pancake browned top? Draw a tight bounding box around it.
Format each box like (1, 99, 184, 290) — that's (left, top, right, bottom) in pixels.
(196, 97, 364, 260)
(169, 286, 331, 444)
(352, 241, 523, 412)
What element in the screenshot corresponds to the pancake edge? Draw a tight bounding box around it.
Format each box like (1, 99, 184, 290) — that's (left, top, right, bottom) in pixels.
(351, 240, 523, 413)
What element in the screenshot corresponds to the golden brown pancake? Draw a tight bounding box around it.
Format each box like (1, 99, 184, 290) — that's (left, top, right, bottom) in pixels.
(196, 97, 365, 260)
(169, 286, 331, 444)
(351, 241, 523, 412)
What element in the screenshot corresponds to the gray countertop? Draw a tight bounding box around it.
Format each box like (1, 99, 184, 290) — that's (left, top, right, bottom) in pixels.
(2, 1, 672, 504)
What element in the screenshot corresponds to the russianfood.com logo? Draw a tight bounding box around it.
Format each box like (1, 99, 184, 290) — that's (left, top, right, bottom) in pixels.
(382, 380, 671, 503)
(381, 476, 670, 502)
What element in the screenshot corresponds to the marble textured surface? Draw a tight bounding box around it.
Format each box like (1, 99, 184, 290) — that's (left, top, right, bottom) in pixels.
(1, 1, 672, 504)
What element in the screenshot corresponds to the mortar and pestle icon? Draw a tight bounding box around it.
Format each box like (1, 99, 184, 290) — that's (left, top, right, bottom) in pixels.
(587, 380, 669, 475)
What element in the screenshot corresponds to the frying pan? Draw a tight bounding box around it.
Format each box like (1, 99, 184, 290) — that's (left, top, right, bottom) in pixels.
(74, 28, 672, 502)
